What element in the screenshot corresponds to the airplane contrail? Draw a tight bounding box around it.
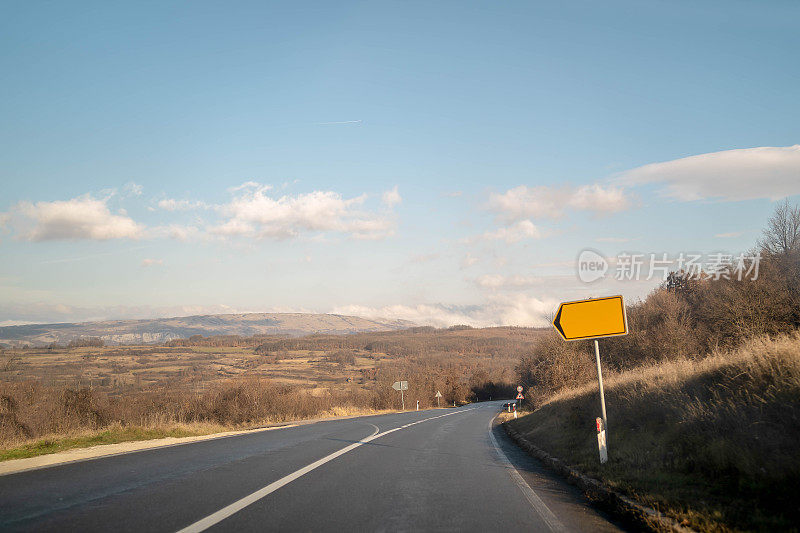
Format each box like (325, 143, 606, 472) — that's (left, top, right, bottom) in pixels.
(316, 119, 362, 125)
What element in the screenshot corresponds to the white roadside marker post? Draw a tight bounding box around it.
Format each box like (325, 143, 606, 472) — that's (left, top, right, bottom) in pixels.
(596, 417, 608, 464)
(416, 400, 419, 411)
(594, 340, 609, 464)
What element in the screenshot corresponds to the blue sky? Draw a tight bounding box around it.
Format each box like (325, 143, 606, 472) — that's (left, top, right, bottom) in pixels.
(1, 1, 799, 326)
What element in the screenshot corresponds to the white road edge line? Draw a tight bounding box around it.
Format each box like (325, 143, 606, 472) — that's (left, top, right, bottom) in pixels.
(488, 415, 567, 533)
(176, 408, 476, 533)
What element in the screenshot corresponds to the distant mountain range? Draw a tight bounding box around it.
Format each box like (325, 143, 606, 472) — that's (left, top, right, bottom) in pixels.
(0, 313, 416, 347)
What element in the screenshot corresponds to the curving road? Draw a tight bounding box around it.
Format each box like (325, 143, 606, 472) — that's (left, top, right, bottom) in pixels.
(0, 401, 623, 532)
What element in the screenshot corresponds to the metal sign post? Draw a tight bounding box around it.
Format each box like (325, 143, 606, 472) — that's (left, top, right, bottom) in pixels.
(392, 381, 408, 410)
(594, 340, 608, 431)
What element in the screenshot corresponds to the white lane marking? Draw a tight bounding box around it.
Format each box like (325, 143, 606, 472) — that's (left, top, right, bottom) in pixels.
(177, 408, 476, 533)
(488, 415, 567, 533)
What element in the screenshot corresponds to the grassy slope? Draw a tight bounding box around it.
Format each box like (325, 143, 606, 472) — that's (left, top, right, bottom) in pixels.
(0, 405, 393, 462)
(507, 332, 800, 532)
(0, 424, 226, 461)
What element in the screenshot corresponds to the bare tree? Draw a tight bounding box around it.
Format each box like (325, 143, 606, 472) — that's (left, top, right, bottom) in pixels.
(760, 200, 800, 257)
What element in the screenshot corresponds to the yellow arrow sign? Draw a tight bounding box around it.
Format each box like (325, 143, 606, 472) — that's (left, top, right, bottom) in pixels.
(552, 295, 628, 341)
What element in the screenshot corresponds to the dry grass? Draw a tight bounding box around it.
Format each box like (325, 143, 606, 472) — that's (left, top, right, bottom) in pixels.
(0, 378, 381, 451)
(509, 331, 800, 532)
(0, 404, 398, 462)
(0, 326, 535, 398)
(0, 326, 534, 458)
(0, 422, 229, 461)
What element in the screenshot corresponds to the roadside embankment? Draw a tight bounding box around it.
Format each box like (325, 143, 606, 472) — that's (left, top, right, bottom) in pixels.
(505, 332, 800, 532)
(0, 405, 399, 467)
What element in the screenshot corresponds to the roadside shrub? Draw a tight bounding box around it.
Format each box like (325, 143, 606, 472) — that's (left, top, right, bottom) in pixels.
(0, 395, 31, 439)
(602, 289, 702, 367)
(61, 388, 105, 429)
(67, 337, 105, 348)
(515, 331, 595, 405)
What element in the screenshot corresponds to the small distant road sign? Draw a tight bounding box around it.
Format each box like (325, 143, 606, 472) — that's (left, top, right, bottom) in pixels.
(516, 393, 524, 400)
(516, 385, 523, 393)
(392, 381, 408, 391)
(552, 295, 627, 341)
(435, 390, 442, 407)
(392, 381, 408, 410)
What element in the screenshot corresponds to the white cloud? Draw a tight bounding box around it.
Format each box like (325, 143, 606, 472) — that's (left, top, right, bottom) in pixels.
(382, 186, 402, 208)
(157, 199, 209, 211)
(4, 195, 144, 241)
(345, 216, 395, 241)
(210, 183, 396, 240)
(488, 183, 631, 222)
(474, 274, 507, 289)
(483, 220, 542, 243)
(569, 184, 630, 213)
(229, 181, 266, 192)
(410, 252, 440, 263)
(123, 182, 143, 197)
(331, 293, 557, 328)
(141, 258, 163, 267)
(461, 253, 479, 269)
(474, 274, 547, 289)
(618, 145, 800, 201)
(163, 225, 201, 241)
(488, 185, 566, 221)
(491, 293, 557, 327)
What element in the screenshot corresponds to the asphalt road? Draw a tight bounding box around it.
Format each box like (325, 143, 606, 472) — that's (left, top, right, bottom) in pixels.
(0, 401, 623, 532)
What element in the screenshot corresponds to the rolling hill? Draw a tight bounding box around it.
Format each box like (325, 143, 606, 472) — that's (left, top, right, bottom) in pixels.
(0, 313, 415, 347)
